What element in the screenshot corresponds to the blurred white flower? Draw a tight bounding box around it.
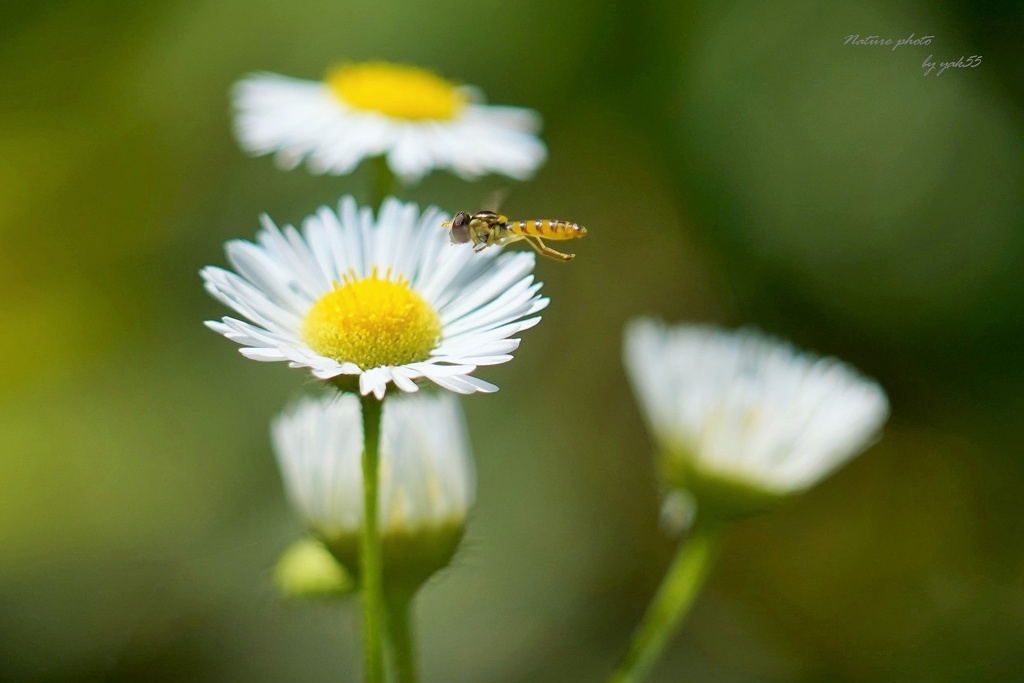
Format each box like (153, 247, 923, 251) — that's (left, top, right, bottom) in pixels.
(623, 319, 890, 513)
(272, 392, 474, 585)
(233, 62, 547, 184)
(202, 196, 547, 398)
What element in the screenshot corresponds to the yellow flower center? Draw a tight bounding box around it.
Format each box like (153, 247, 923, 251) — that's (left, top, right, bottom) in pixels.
(302, 271, 441, 370)
(326, 62, 467, 121)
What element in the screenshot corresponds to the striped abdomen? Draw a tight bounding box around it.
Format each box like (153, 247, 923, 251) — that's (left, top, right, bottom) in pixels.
(508, 219, 587, 241)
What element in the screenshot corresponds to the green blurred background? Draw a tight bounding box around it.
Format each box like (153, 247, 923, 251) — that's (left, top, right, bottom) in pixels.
(2, 0, 1022, 680)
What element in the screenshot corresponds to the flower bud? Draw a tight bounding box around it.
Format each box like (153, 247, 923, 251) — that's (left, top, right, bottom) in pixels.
(274, 536, 356, 599)
(272, 392, 475, 593)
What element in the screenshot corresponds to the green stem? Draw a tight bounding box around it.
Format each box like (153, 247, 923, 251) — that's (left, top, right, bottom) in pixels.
(608, 522, 723, 683)
(360, 395, 385, 683)
(386, 593, 419, 683)
(369, 155, 395, 207)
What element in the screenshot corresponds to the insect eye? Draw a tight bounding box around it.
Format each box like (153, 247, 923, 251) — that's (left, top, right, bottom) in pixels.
(449, 223, 470, 244)
(452, 212, 466, 228)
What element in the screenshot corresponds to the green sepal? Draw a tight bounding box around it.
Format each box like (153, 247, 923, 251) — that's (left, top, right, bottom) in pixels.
(327, 376, 444, 400)
(327, 375, 362, 395)
(659, 447, 790, 523)
(321, 521, 465, 598)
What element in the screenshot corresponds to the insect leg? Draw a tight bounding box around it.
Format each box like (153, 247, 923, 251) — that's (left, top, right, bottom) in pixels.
(472, 224, 493, 251)
(522, 235, 575, 261)
(469, 227, 487, 252)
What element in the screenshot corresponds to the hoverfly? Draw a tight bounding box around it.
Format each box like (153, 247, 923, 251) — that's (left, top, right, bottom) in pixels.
(443, 210, 587, 262)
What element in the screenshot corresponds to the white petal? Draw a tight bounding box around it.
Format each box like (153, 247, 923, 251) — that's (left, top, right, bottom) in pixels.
(272, 393, 475, 534)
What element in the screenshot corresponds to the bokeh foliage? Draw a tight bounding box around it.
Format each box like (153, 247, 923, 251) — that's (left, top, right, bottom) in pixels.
(1, 0, 1022, 681)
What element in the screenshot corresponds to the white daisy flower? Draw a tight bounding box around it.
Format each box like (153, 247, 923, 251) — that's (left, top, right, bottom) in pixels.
(201, 196, 548, 399)
(272, 392, 474, 584)
(232, 62, 547, 184)
(623, 319, 890, 511)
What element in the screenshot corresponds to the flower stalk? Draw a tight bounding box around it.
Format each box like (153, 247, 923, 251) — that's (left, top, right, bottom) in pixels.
(360, 394, 385, 683)
(371, 155, 396, 206)
(386, 591, 419, 683)
(608, 521, 723, 683)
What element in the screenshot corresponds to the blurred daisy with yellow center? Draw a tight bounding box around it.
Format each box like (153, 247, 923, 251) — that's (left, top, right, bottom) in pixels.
(233, 62, 547, 183)
(202, 196, 548, 398)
